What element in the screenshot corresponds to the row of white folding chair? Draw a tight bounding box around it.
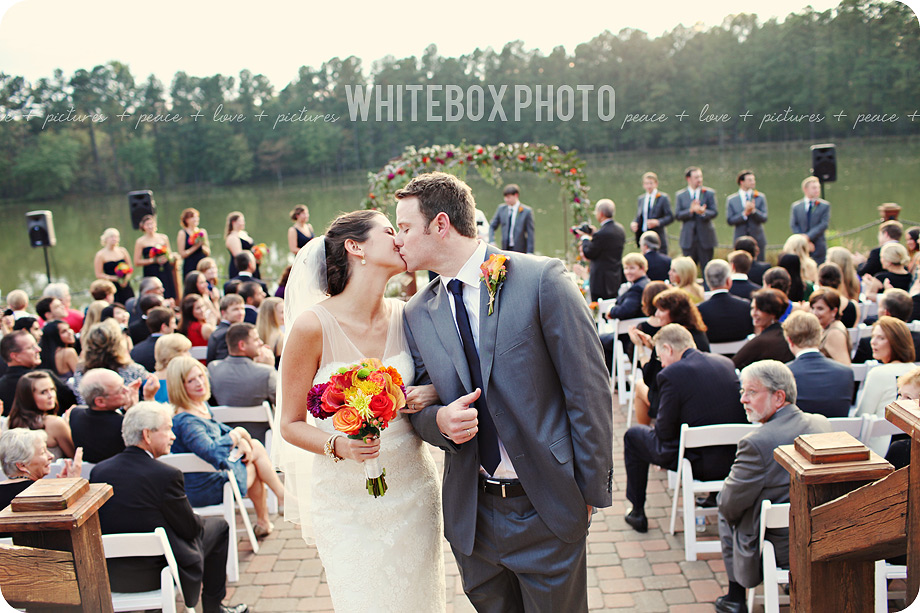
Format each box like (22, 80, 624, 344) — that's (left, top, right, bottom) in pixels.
(851, 361, 879, 409)
(46, 458, 95, 480)
(189, 345, 208, 361)
(612, 318, 647, 417)
(709, 338, 750, 356)
(209, 402, 278, 514)
(594, 298, 617, 335)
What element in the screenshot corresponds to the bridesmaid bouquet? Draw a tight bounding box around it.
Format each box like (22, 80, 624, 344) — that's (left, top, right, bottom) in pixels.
(191, 229, 208, 244)
(252, 243, 268, 263)
(114, 262, 133, 286)
(149, 244, 172, 271)
(307, 358, 407, 497)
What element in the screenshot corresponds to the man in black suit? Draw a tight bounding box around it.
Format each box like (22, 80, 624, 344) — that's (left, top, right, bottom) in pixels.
(699, 260, 754, 344)
(488, 183, 535, 253)
(630, 171, 673, 254)
(623, 324, 747, 532)
(90, 402, 248, 613)
(852, 289, 920, 362)
(128, 294, 165, 346)
(782, 311, 854, 418)
(207, 294, 246, 363)
(674, 166, 718, 271)
(129, 306, 176, 372)
(727, 250, 761, 300)
(238, 281, 266, 325)
(0, 330, 77, 415)
(734, 236, 770, 286)
(857, 220, 903, 277)
(640, 231, 671, 282)
(223, 252, 269, 296)
(576, 198, 625, 301)
(127, 277, 166, 326)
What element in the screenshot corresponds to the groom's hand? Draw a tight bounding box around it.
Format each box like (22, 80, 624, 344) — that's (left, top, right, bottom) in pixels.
(437, 388, 481, 443)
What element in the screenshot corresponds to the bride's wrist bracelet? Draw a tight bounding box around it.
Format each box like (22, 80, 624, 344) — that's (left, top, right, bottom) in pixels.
(324, 434, 344, 462)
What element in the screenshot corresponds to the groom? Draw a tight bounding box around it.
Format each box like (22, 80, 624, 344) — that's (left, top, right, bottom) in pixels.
(395, 172, 613, 612)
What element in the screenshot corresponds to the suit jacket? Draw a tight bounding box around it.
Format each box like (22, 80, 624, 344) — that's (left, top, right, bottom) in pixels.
(130, 333, 161, 373)
(607, 276, 649, 321)
(786, 351, 854, 418)
(207, 356, 276, 407)
(732, 323, 795, 370)
(675, 186, 718, 250)
(718, 404, 831, 587)
(790, 198, 830, 262)
(206, 321, 231, 363)
(698, 291, 754, 343)
(728, 277, 761, 300)
(634, 192, 673, 254)
(853, 330, 920, 364)
(488, 204, 535, 253)
(128, 317, 151, 346)
(91, 446, 209, 603)
(405, 248, 613, 555)
(581, 220, 625, 301)
(243, 305, 258, 325)
(223, 274, 268, 296)
(749, 260, 770, 286)
(645, 250, 672, 282)
(726, 191, 768, 257)
(654, 348, 747, 477)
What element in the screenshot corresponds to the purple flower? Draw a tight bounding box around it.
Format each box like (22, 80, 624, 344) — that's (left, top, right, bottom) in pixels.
(307, 382, 333, 419)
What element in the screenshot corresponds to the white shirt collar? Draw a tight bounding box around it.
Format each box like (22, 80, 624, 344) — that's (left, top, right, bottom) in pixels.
(796, 348, 822, 356)
(441, 240, 488, 292)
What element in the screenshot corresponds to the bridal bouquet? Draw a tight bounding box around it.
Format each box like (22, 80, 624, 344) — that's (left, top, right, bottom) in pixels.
(307, 358, 407, 497)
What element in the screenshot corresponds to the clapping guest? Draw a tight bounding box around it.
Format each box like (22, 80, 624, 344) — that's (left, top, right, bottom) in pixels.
(8, 372, 75, 458)
(134, 215, 179, 301)
(808, 288, 852, 365)
(177, 208, 211, 279)
(72, 319, 151, 403)
(0, 429, 82, 509)
(669, 256, 704, 303)
(733, 289, 795, 370)
(288, 205, 315, 254)
(38, 320, 79, 380)
(183, 271, 220, 317)
(874, 242, 911, 291)
(94, 228, 136, 305)
(153, 333, 192, 402)
(255, 297, 284, 365)
(817, 262, 858, 327)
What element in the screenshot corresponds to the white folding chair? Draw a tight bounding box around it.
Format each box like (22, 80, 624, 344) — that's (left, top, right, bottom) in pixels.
(850, 361, 878, 413)
(611, 317, 647, 412)
(859, 414, 903, 457)
(158, 452, 259, 583)
(875, 559, 907, 612)
(103, 527, 195, 613)
(848, 327, 863, 358)
(827, 416, 868, 440)
(210, 402, 278, 514)
(747, 500, 790, 613)
(189, 345, 208, 361)
(595, 298, 617, 335)
(709, 339, 749, 357)
(668, 423, 760, 561)
(46, 459, 95, 480)
(908, 321, 920, 333)
(625, 342, 651, 428)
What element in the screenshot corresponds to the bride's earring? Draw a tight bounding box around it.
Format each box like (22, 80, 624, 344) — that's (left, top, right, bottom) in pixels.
(361, 255, 367, 265)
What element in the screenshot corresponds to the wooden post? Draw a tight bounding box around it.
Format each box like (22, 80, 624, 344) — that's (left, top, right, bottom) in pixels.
(774, 432, 894, 613)
(887, 399, 920, 604)
(0, 478, 113, 612)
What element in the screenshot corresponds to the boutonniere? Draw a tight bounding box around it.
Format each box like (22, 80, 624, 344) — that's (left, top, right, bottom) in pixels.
(480, 254, 508, 316)
(517, 205, 523, 213)
(752, 190, 759, 199)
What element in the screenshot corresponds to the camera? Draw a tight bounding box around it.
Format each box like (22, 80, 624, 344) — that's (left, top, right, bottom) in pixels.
(570, 223, 594, 237)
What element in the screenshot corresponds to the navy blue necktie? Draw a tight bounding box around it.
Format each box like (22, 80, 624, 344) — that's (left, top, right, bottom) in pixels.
(806, 200, 812, 226)
(447, 279, 501, 474)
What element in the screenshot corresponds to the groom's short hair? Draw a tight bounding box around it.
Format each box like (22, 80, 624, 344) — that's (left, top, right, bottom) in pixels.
(395, 172, 477, 239)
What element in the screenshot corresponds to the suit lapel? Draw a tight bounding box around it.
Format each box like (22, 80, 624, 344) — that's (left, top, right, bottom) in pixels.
(428, 282, 473, 391)
(479, 246, 503, 388)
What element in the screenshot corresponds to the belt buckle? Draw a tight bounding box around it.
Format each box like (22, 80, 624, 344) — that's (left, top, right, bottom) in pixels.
(501, 483, 507, 498)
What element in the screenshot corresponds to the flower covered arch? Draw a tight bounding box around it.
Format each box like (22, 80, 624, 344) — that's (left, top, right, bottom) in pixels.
(363, 142, 591, 221)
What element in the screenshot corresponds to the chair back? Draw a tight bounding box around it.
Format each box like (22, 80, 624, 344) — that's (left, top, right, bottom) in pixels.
(189, 346, 208, 361)
(827, 416, 867, 440)
(158, 452, 218, 473)
(759, 500, 791, 553)
(710, 338, 749, 356)
(102, 527, 192, 613)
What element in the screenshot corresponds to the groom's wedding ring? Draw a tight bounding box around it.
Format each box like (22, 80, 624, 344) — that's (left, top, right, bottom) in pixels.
(466, 428, 471, 437)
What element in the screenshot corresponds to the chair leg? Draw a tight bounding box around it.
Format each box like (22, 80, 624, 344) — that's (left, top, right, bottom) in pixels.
(874, 560, 888, 613)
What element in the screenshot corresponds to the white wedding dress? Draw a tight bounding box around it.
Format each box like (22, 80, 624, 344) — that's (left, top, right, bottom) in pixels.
(305, 299, 445, 612)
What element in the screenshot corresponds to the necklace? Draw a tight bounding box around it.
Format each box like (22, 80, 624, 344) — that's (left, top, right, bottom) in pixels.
(7, 475, 31, 481)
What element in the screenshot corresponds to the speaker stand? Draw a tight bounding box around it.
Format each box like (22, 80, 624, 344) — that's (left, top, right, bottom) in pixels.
(42, 245, 51, 285)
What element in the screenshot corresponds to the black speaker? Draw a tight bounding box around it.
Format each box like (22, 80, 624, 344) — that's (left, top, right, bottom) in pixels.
(128, 190, 156, 229)
(810, 143, 836, 183)
(26, 210, 56, 247)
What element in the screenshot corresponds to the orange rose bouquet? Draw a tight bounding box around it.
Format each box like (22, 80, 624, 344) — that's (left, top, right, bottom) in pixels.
(306, 358, 407, 497)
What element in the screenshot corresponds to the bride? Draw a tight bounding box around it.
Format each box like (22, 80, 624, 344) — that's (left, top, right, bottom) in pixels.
(276, 209, 445, 612)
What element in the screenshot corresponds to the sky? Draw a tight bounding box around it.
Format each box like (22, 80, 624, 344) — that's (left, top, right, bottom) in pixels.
(3, 0, 914, 89)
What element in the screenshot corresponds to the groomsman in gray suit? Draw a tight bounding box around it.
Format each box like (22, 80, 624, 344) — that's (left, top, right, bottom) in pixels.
(396, 172, 613, 613)
(630, 171, 673, 254)
(726, 170, 768, 260)
(790, 176, 831, 264)
(488, 184, 535, 253)
(675, 166, 718, 270)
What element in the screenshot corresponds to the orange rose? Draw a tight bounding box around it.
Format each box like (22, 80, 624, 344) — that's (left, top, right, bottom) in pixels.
(322, 385, 346, 412)
(333, 407, 363, 435)
(383, 366, 403, 387)
(369, 393, 396, 421)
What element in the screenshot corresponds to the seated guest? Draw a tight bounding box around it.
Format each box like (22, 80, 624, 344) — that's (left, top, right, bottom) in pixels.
(778, 253, 809, 302)
(668, 256, 704, 303)
(71, 368, 158, 463)
(623, 324, 746, 533)
(130, 306, 177, 373)
(858, 219, 903, 277)
(207, 294, 246, 364)
(81, 300, 111, 338)
(8, 371, 75, 458)
(256, 297, 284, 366)
(0, 330, 76, 415)
(89, 279, 118, 303)
(168, 356, 284, 537)
(0, 429, 82, 509)
(762, 266, 791, 296)
(178, 294, 216, 347)
(886, 367, 920, 470)
(727, 250, 761, 300)
(808, 288, 852, 365)
(604, 252, 650, 321)
(783, 311, 854, 418)
(153, 334, 193, 403)
(715, 360, 831, 613)
(72, 319, 151, 404)
(5, 289, 31, 320)
(907, 227, 920, 279)
(604, 281, 668, 374)
(274, 265, 292, 299)
(35, 296, 70, 325)
(783, 234, 818, 285)
(874, 242, 911, 291)
(733, 289, 795, 370)
(183, 271, 221, 318)
(856, 316, 916, 456)
(639, 231, 671, 282)
(817, 262, 858, 327)
(852, 289, 920, 363)
(42, 283, 84, 334)
(90, 402, 249, 613)
(238, 281, 266, 325)
(127, 276, 167, 326)
(735, 236, 770, 286)
(827, 246, 863, 301)
(100, 302, 131, 328)
(128, 293, 166, 346)
(699, 259, 754, 343)
(13, 316, 42, 343)
(38, 320, 79, 379)
(223, 252, 268, 296)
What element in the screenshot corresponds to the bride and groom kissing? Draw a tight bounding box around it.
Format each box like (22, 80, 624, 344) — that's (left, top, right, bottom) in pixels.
(278, 171, 613, 612)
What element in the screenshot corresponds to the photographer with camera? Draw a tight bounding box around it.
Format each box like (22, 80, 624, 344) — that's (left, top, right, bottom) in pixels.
(575, 199, 626, 301)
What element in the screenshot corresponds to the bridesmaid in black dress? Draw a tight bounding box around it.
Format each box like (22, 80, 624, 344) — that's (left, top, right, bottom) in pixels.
(93, 227, 135, 305)
(177, 207, 211, 280)
(224, 211, 260, 279)
(133, 214, 178, 300)
(287, 204, 315, 255)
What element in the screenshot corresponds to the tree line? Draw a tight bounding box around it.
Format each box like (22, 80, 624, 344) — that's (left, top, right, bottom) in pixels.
(0, 0, 916, 201)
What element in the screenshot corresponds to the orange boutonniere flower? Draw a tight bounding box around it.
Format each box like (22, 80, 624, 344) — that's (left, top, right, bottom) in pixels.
(480, 254, 508, 316)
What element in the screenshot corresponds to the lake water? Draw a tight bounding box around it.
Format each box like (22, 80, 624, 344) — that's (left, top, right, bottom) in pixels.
(1, 137, 917, 304)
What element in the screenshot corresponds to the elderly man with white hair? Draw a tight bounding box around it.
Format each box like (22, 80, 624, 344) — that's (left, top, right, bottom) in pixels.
(714, 360, 832, 613)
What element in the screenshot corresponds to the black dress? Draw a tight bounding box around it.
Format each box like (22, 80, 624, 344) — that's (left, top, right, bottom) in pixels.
(295, 226, 313, 248)
(181, 229, 207, 279)
(102, 259, 135, 305)
(875, 271, 911, 291)
(142, 246, 177, 300)
(227, 235, 260, 280)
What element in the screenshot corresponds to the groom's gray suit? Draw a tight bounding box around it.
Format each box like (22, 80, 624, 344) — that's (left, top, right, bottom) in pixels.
(405, 245, 613, 611)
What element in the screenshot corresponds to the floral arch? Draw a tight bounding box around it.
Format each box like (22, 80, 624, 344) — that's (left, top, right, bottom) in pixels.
(362, 142, 591, 221)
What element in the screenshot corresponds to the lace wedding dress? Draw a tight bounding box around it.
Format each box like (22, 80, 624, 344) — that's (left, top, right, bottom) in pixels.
(307, 299, 445, 612)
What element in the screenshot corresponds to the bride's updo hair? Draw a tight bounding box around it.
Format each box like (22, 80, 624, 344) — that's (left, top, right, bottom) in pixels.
(325, 210, 385, 296)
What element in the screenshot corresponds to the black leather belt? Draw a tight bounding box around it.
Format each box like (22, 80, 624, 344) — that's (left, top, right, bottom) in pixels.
(479, 476, 526, 498)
